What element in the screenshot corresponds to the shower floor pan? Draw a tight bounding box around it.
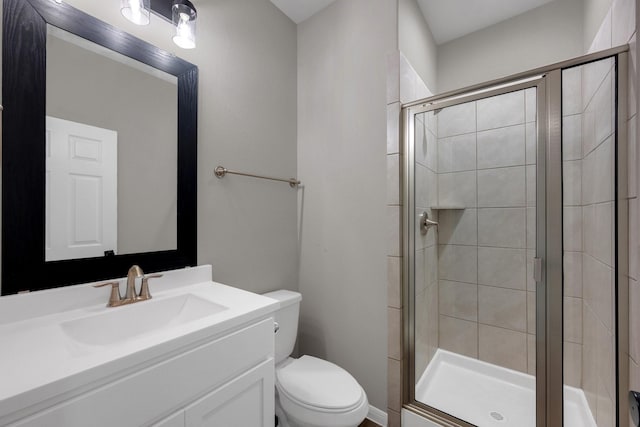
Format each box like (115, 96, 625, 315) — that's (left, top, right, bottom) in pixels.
(415, 349, 596, 427)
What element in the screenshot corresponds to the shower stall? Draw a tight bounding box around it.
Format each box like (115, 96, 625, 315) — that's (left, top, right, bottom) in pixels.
(403, 47, 629, 427)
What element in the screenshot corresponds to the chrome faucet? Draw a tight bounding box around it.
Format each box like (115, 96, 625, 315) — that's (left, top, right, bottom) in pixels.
(94, 265, 163, 307)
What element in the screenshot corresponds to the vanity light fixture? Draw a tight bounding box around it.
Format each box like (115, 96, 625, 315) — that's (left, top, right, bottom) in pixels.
(121, 0, 151, 26)
(171, 0, 197, 49)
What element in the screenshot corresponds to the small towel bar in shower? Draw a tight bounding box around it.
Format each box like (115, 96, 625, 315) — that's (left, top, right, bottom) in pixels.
(214, 166, 301, 188)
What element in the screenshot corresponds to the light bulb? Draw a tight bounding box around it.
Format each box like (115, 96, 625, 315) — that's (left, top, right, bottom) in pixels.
(121, 0, 150, 26)
(173, 12, 196, 49)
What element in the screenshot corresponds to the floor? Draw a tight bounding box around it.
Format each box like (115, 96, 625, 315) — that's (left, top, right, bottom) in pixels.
(359, 420, 382, 427)
(415, 349, 596, 427)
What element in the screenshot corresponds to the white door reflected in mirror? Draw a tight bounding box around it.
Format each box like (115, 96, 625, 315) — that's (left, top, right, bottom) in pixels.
(45, 116, 118, 262)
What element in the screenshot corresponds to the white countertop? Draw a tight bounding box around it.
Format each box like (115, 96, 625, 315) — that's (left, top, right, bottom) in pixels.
(0, 266, 279, 420)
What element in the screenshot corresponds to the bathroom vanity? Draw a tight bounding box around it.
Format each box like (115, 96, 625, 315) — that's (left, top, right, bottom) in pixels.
(0, 266, 278, 427)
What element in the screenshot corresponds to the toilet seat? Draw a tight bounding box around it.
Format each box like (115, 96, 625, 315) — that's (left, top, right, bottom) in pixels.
(276, 356, 365, 410)
(276, 356, 369, 427)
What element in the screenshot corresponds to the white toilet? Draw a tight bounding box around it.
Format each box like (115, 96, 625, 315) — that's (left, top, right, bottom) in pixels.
(264, 290, 369, 427)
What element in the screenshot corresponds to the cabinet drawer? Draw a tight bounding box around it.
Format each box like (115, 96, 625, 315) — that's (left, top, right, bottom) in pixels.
(12, 318, 274, 427)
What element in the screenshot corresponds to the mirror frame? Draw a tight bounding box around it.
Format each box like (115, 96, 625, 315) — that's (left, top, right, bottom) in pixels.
(2, 0, 198, 295)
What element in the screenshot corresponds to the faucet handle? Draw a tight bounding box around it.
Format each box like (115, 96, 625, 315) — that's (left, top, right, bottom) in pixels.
(139, 274, 163, 301)
(93, 282, 122, 307)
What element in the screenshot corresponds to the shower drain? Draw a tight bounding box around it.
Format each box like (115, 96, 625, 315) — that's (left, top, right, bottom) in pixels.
(489, 411, 505, 422)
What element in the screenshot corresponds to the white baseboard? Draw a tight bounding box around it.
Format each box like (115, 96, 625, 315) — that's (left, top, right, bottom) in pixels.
(367, 405, 388, 426)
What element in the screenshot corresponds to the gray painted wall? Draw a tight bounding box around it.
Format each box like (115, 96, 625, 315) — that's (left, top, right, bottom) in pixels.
(436, 0, 584, 93)
(398, 0, 437, 93)
(36, 0, 299, 294)
(297, 0, 396, 410)
(46, 35, 178, 255)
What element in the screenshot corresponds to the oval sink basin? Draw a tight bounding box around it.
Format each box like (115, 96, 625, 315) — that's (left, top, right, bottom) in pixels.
(61, 294, 227, 346)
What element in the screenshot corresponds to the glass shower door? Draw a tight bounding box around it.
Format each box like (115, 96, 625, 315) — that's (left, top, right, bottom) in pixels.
(411, 86, 539, 427)
(561, 57, 619, 427)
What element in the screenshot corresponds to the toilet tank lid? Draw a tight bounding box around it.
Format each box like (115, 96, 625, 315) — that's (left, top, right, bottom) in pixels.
(263, 290, 302, 308)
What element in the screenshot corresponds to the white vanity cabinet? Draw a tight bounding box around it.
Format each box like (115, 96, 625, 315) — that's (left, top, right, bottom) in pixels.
(9, 318, 275, 427)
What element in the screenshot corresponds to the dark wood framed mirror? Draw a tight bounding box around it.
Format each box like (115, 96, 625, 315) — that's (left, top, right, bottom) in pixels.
(2, 0, 198, 295)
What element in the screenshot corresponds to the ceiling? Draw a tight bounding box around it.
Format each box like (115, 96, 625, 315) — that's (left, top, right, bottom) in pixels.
(270, 0, 337, 24)
(417, 0, 556, 44)
(271, 0, 556, 44)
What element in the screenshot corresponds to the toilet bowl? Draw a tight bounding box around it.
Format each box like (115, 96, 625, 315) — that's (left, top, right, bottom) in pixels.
(263, 290, 368, 427)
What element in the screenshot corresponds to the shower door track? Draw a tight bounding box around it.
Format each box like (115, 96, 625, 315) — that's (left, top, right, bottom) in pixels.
(401, 45, 630, 427)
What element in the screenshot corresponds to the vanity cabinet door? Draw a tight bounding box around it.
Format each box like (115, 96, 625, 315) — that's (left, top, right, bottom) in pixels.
(185, 359, 274, 427)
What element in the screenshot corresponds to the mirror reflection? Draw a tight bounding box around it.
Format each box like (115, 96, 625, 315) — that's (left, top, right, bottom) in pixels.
(45, 25, 178, 261)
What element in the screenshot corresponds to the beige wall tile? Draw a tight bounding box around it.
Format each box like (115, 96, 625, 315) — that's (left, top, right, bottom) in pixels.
(439, 315, 478, 358)
(387, 256, 401, 309)
(387, 409, 401, 427)
(476, 90, 525, 131)
(388, 307, 402, 360)
(611, 0, 636, 46)
(439, 280, 477, 321)
(526, 165, 536, 207)
(387, 154, 400, 205)
(527, 291, 536, 334)
(388, 358, 402, 412)
(563, 160, 582, 206)
(386, 52, 400, 105)
(478, 247, 526, 290)
(525, 88, 537, 124)
(564, 296, 583, 344)
(479, 324, 527, 373)
(563, 67, 582, 116)
(527, 333, 536, 375)
(438, 244, 477, 284)
(387, 206, 401, 257)
(583, 201, 614, 266)
(437, 133, 476, 173)
(478, 208, 526, 248)
(563, 206, 583, 252)
(478, 285, 527, 332)
(477, 166, 526, 208)
(583, 304, 598, 415)
(596, 387, 615, 427)
(583, 254, 614, 330)
(476, 125, 525, 169)
(387, 102, 400, 154)
(562, 113, 583, 161)
(437, 101, 476, 138)
(526, 122, 537, 165)
(438, 171, 477, 207)
(438, 209, 477, 246)
(564, 341, 582, 388)
(564, 251, 583, 297)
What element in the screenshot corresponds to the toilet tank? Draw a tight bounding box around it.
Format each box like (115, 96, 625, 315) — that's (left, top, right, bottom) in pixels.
(263, 290, 302, 364)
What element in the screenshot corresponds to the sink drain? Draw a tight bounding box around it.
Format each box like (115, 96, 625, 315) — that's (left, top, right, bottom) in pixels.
(490, 411, 505, 422)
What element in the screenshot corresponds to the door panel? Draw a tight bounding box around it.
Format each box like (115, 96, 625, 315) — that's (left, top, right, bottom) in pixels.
(45, 116, 117, 261)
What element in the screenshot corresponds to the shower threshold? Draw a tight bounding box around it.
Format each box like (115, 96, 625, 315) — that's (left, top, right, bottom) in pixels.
(415, 349, 595, 427)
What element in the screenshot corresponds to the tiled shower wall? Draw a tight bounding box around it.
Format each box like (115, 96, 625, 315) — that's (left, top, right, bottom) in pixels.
(388, 0, 638, 423)
(578, 56, 617, 427)
(386, 52, 433, 427)
(414, 112, 438, 380)
(434, 90, 537, 374)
